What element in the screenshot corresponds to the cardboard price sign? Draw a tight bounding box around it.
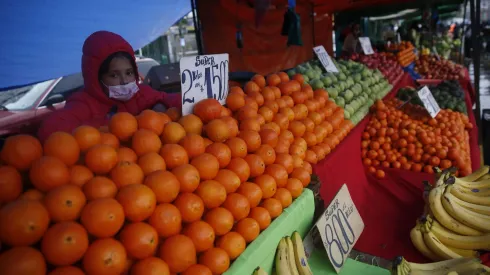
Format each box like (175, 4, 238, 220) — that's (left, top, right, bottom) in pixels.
(313, 45, 339, 73)
(359, 37, 374, 55)
(180, 54, 229, 115)
(418, 86, 441, 118)
(302, 184, 364, 273)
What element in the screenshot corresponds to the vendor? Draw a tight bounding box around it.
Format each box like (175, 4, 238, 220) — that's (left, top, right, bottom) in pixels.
(342, 23, 362, 56)
(37, 31, 181, 142)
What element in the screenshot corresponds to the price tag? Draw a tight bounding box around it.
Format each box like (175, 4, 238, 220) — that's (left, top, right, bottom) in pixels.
(313, 45, 338, 73)
(180, 54, 229, 115)
(417, 86, 441, 118)
(303, 184, 364, 273)
(359, 37, 374, 55)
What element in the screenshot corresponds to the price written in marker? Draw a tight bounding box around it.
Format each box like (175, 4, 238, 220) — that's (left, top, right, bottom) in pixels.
(180, 54, 229, 115)
(303, 184, 364, 273)
(417, 86, 441, 118)
(359, 37, 374, 55)
(313, 45, 339, 73)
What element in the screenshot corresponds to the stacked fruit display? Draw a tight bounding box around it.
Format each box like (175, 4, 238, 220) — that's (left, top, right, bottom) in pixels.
(0, 71, 351, 274)
(408, 166, 490, 265)
(397, 81, 467, 114)
(289, 59, 392, 126)
(362, 98, 473, 178)
(351, 52, 404, 84)
(391, 257, 490, 274)
(415, 56, 466, 80)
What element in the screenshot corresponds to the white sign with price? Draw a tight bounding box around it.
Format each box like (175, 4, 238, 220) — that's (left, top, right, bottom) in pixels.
(418, 86, 441, 118)
(313, 45, 338, 73)
(180, 54, 229, 115)
(359, 37, 374, 55)
(302, 184, 364, 273)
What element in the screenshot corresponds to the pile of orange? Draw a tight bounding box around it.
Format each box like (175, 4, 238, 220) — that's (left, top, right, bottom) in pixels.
(0, 71, 352, 275)
(362, 98, 473, 179)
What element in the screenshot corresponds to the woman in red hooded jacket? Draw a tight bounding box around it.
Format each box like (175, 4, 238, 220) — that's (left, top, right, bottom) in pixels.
(37, 31, 181, 142)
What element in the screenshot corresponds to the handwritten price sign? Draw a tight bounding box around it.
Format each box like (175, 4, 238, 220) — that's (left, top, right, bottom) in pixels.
(180, 54, 229, 115)
(418, 86, 441, 118)
(313, 45, 338, 73)
(303, 184, 364, 273)
(359, 37, 374, 55)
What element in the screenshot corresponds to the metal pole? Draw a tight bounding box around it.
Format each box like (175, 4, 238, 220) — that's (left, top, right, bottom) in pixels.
(472, 0, 482, 145)
(191, 0, 204, 55)
(461, 0, 468, 63)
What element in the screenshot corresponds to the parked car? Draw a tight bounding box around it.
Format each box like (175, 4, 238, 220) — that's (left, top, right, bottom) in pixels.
(0, 57, 160, 143)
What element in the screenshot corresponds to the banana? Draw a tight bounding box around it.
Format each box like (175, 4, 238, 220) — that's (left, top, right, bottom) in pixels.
(428, 186, 482, 236)
(403, 257, 477, 271)
(428, 218, 490, 250)
(410, 223, 442, 261)
(253, 267, 269, 275)
(410, 259, 485, 275)
(441, 192, 490, 232)
(450, 184, 490, 206)
(275, 238, 292, 275)
(458, 165, 490, 182)
(291, 231, 313, 275)
(285, 237, 300, 275)
(422, 227, 463, 260)
(452, 184, 490, 197)
(477, 174, 490, 181)
(447, 246, 479, 258)
(446, 271, 458, 275)
(444, 191, 490, 216)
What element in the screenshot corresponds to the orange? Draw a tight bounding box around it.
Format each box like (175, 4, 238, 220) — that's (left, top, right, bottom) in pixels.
(69, 165, 94, 187)
(0, 165, 22, 203)
(109, 112, 138, 141)
(258, 106, 274, 122)
(239, 130, 261, 153)
(85, 145, 118, 174)
(199, 247, 230, 275)
(252, 74, 266, 88)
(82, 176, 117, 200)
(222, 193, 250, 221)
(110, 161, 144, 188)
(225, 137, 248, 158)
(255, 144, 276, 165)
(80, 198, 124, 238)
(19, 189, 44, 201)
(235, 218, 260, 243)
(248, 207, 271, 230)
(191, 153, 220, 180)
(266, 74, 281, 86)
(0, 199, 50, 246)
(72, 125, 101, 152)
(41, 221, 89, 266)
(244, 154, 265, 178)
(132, 129, 162, 156)
(48, 266, 85, 275)
(206, 142, 232, 168)
(82, 238, 127, 275)
(226, 157, 250, 183)
(236, 182, 263, 208)
(274, 153, 294, 174)
(264, 164, 288, 188)
(302, 161, 313, 174)
(44, 184, 86, 222)
(166, 107, 182, 121)
(216, 232, 246, 260)
(137, 109, 167, 135)
(116, 184, 156, 222)
(226, 92, 246, 111)
(159, 234, 197, 273)
(213, 169, 241, 194)
(291, 167, 311, 187)
(254, 173, 277, 199)
(304, 150, 318, 164)
(172, 164, 200, 193)
(229, 86, 245, 96)
(178, 114, 204, 135)
(29, 156, 70, 192)
(138, 152, 166, 175)
(196, 180, 227, 209)
(221, 116, 239, 137)
(0, 246, 46, 275)
(174, 193, 205, 223)
(277, 72, 290, 82)
(280, 130, 295, 143)
(149, 203, 182, 237)
(193, 98, 222, 123)
(117, 147, 138, 162)
(144, 170, 180, 203)
(179, 133, 205, 159)
(247, 91, 265, 106)
(160, 143, 189, 169)
(0, 135, 42, 171)
(275, 139, 291, 154)
(240, 118, 261, 132)
(131, 257, 170, 275)
(273, 113, 290, 131)
(259, 129, 278, 148)
(289, 121, 306, 137)
(204, 207, 234, 236)
(120, 222, 159, 260)
(244, 81, 260, 94)
(261, 198, 283, 218)
(44, 132, 80, 166)
(184, 221, 216, 252)
(161, 122, 186, 144)
(237, 105, 258, 120)
(205, 119, 230, 142)
(285, 178, 304, 198)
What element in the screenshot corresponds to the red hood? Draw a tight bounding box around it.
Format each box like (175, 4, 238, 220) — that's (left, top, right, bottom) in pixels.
(81, 31, 139, 105)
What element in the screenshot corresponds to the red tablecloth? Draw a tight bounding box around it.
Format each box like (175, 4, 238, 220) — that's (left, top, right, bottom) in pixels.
(314, 72, 481, 263)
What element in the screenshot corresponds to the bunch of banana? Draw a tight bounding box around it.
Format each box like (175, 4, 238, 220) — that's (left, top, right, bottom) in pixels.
(274, 232, 313, 275)
(391, 256, 490, 275)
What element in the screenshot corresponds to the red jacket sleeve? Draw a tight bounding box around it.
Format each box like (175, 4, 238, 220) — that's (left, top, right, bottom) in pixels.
(136, 85, 181, 111)
(37, 100, 92, 143)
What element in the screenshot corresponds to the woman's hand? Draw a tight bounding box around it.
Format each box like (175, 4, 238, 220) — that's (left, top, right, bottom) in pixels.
(152, 103, 167, 112)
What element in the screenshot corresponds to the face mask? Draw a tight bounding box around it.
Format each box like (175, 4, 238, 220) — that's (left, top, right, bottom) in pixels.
(104, 81, 139, 101)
